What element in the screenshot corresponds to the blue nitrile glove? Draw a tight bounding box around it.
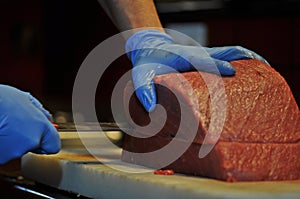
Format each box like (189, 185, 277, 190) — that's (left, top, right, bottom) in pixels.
(0, 85, 61, 164)
(126, 30, 269, 112)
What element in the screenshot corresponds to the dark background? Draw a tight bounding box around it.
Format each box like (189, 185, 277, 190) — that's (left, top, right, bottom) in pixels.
(0, 0, 299, 122)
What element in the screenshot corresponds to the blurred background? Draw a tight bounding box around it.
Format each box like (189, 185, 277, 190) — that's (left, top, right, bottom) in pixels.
(0, 0, 299, 122)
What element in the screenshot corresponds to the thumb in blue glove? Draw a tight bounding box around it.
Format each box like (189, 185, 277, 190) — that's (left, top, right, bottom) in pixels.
(0, 85, 61, 164)
(126, 30, 269, 112)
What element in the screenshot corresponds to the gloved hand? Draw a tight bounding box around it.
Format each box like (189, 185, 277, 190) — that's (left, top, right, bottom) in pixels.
(0, 85, 60, 164)
(126, 30, 269, 112)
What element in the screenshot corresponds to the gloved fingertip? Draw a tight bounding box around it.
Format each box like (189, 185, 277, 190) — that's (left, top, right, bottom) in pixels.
(216, 61, 236, 76)
(252, 54, 271, 67)
(140, 94, 156, 112)
(135, 86, 157, 113)
(263, 59, 271, 66)
(39, 124, 61, 154)
(146, 102, 156, 112)
(32, 148, 48, 154)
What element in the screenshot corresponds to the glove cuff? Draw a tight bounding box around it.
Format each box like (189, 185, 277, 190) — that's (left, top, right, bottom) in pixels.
(125, 30, 174, 61)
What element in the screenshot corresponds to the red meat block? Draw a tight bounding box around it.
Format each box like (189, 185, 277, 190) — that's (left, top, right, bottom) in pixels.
(122, 60, 300, 182)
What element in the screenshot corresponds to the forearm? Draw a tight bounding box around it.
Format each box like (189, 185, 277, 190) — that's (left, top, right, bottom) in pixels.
(97, 0, 164, 33)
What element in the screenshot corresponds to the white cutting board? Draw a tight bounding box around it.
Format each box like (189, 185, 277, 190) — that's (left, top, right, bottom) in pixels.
(21, 132, 300, 199)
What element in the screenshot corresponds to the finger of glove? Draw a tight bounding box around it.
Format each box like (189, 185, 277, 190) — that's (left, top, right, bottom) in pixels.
(135, 84, 157, 112)
(28, 93, 52, 120)
(207, 46, 270, 65)
(32, 123, 61, 154)
(132, 66, 157, 112)
(134, 48, 195, 73)
(213, 59, 236, 75)
(140, 46, 235, 75)
(187, 53, 236, 76)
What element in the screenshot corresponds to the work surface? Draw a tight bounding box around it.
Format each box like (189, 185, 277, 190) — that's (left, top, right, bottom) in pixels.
(21, 132, 300, 199)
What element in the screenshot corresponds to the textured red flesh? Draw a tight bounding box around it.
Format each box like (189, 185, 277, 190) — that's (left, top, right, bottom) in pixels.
(122, 60, 300, 181)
